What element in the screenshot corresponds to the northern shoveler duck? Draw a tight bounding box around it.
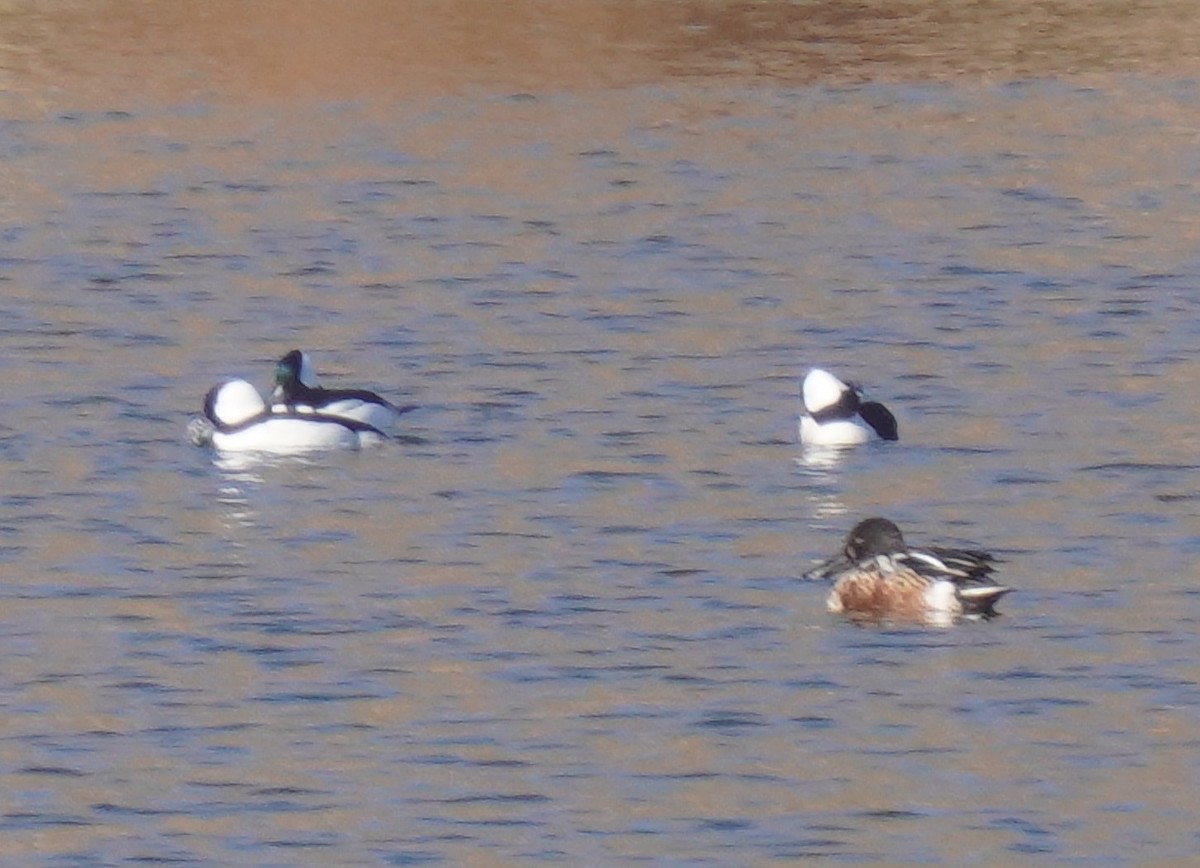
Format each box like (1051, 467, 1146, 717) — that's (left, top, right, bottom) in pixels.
(799, 368, 898, 447)
(270, 349, 415, 431)
(805, 517, 1010, 625)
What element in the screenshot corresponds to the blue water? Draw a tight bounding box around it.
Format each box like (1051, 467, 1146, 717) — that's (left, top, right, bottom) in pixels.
(3, 73, 1200, 863)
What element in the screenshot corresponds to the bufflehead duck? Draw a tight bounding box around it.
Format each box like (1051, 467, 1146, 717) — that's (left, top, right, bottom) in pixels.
(191, 379, 387, 454)
(806, 517, 1010, 625)
(799, 368, 898, 446)
(271, 349, 413, 431)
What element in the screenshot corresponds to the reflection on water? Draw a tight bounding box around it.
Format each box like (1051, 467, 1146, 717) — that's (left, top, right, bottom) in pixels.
(3, 1, 1200, 864)
(3, 0, 1200, 107)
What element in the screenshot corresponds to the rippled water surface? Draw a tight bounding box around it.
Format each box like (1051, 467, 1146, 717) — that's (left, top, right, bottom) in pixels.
(5, 3, 1200, 864)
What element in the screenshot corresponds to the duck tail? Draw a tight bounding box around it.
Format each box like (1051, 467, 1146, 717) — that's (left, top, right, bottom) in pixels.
(958, 584, 1012, 618)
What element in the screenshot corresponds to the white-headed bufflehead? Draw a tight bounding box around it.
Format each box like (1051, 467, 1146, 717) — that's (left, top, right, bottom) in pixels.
(190, 379, 387, 454)
(271, 349, 413, 431)
(799, 368, 898, 447)
(806, 517, 1011, 625)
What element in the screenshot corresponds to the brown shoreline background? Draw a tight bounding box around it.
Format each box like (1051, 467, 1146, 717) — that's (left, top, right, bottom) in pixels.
(2, 0, 1199, 108)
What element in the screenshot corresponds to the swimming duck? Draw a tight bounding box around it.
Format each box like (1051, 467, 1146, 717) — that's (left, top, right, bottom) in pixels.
(806, 517, 1010, 624)
(271, 349, 412, 431)
(191, 378, 386, 453)
(799, 368, 898, 446)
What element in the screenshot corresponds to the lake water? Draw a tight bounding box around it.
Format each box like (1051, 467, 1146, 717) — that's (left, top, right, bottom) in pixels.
(4, 2, 1200, 864)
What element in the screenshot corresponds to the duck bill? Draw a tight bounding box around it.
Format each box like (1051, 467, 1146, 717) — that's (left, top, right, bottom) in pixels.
(803, 552, 853, 581)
